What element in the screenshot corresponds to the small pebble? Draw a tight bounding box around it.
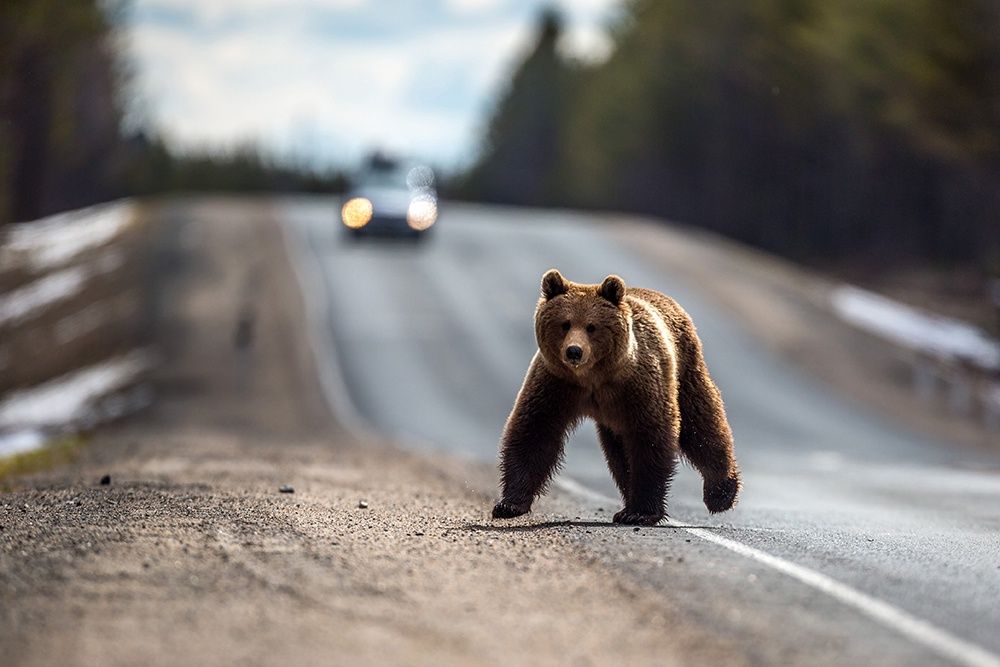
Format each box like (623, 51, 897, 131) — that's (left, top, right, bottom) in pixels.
(99, 474, 111, 486)
(633, 527, 640, 532)
(358, 500, 369, 509)
(279, 485, 294, 494)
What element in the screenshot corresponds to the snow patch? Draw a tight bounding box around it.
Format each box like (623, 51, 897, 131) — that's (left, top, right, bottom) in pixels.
(0, 248, 128, 329)
(830, 285, 1000, 370)
(0, 351, 150, 433)
(0, 267, 87, 327)
(1, 200, 134, 271)
(0, 429, 46, 457)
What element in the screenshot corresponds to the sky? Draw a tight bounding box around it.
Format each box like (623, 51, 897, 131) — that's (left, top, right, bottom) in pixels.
(123, 0, 620, 171)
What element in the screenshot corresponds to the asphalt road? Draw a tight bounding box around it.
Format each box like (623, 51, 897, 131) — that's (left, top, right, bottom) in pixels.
(280, 197, 1000, 667)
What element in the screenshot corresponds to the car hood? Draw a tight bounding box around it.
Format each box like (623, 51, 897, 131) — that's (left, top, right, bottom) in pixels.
(353, 187, 412, 217)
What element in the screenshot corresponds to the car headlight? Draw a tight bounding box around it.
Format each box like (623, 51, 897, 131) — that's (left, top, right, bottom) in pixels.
(342, 197, 373, 228)
(407, 197, 437, 230)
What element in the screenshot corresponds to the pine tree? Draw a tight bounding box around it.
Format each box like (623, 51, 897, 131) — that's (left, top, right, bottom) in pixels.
(461, 9, 573, 206)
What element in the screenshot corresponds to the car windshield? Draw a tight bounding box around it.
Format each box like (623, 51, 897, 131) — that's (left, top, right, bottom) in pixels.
(360, 167, 409, 190)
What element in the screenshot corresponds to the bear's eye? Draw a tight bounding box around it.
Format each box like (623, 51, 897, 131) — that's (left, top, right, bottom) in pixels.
(561, 321, 571, 332)
(586, 324, 596, 333)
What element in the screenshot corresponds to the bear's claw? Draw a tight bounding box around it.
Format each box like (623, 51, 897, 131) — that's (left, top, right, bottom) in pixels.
(492, 499, 530, 519)
(704, 476, 740, 513)
(612, 509, 664, 526)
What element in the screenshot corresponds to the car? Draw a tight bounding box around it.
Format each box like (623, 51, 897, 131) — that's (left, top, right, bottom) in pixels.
(340, 154, 438, 240)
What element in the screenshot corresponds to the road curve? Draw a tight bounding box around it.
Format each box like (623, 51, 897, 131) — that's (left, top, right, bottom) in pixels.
(280, 197, 1000, 667)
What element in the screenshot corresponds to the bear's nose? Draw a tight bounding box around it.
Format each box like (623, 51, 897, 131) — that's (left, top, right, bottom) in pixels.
(565, 345, 583, 362)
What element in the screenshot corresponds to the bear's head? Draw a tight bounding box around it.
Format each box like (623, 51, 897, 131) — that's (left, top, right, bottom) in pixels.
(534, 269, 634, 382)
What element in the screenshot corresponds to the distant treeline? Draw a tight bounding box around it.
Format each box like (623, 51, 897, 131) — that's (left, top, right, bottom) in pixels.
(459, 2, 1000, 269)
(0, 0, 343, 225)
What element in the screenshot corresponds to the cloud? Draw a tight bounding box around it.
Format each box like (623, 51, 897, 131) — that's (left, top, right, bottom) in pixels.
(136, 0, 369, 28)
(124, 0, 617, 167)
(443, 0, 504, 15)
(559, 20, 613, 63)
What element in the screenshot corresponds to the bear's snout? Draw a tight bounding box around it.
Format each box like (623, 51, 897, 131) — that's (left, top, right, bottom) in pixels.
(561, 329, 591, 368)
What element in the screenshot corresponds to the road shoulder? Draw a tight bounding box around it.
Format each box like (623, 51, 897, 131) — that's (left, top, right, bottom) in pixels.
(614, 216, 996, 453)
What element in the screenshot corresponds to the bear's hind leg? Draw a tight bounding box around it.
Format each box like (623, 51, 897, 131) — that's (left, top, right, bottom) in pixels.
(677, 363, 741, 513)
(596, 424, 629, 501)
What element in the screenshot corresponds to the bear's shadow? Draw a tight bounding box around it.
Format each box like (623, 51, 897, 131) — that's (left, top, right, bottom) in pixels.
(463, 520, 720, 533)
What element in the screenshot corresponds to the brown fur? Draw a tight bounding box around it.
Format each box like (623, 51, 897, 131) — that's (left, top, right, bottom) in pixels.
(492, 269, 741, 526)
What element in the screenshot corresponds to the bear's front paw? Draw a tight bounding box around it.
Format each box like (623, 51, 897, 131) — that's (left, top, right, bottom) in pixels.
(612, 509, 664, 526)
(704, 475, 740, 513)
(492, 499, 531, 519)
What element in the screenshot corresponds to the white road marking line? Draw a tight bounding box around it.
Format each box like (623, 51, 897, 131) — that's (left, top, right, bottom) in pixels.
(555, 477, 1000, 667)
(278, 205, 373, 441)
(280, 204, 1000, 667)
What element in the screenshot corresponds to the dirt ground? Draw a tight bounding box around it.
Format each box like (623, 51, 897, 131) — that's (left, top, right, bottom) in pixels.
(0, 199, 742, 667)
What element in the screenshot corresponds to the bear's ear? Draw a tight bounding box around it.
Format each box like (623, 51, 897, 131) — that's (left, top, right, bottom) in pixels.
(541, 269, 569, 300)
(598, 275, 626, 305)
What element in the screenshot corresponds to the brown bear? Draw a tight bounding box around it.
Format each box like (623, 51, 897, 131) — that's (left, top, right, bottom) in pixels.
(492, 269, 741, 526)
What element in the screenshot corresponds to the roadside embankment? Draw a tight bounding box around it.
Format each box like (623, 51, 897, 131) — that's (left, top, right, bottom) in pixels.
(0, 201, 157, 458)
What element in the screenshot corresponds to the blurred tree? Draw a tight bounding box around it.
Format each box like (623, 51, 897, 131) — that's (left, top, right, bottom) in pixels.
(460, 9, 576, 205)
(0, 0, 346, 226)
(0, 0, 125, 223)
(461, 0, 1000, 271)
